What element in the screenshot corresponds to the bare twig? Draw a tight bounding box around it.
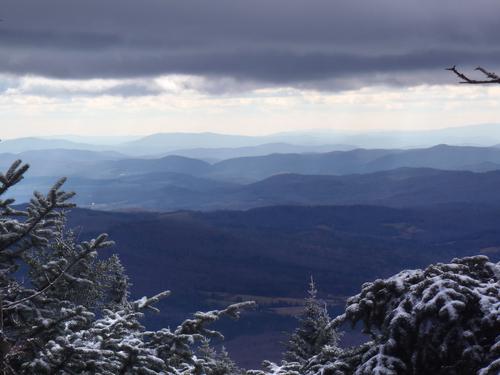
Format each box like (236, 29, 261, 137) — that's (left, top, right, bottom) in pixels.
(446, 65, 500, 84)
(475, 66, 500, 80)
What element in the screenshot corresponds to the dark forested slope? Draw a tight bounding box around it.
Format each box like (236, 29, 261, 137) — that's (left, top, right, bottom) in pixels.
(68, 204, 500, 303)
(65, 204, 500, 366)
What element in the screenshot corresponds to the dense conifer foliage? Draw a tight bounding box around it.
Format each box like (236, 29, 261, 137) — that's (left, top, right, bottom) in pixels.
(0, 160, 253, 374)
(341, 255, 500, 375)
(252, 256, 499, 375)
(284, 278, 339, 365)
(248, 279, 341, 375)
(197, 340, 244, 375)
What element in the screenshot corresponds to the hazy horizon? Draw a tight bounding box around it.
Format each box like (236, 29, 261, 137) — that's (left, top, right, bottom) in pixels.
(3, 122, 500, 141)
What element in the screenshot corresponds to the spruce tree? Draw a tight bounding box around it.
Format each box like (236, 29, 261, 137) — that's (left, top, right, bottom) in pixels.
(284, 277, 339, 365)
(25, 226, 129, 310)
(341, 255, 500, 375)
(197, 339, 243, 375)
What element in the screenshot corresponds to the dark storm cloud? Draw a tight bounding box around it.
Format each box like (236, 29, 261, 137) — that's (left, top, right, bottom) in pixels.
(0, 28, 121, 50)
(1, 0, 500, 90)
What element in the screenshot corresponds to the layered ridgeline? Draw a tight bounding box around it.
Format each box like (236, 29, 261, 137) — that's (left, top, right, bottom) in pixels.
(1, 160, 498, 374)
(4, 124, 500, 155)
(9, 144, 500, 210)
(5, 144, 500, 179)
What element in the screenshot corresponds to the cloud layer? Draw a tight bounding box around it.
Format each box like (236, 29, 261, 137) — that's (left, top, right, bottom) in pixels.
(1, 0, 500, 91)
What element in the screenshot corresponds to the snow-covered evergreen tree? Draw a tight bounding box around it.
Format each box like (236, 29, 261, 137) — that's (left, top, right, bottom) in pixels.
(253, 257, 499, 375)
(284, 277, 339, 365)
(340, 255, 500, 375)
(249, 278, 342, 375)
(0, 160, 104, 371)
(27, 289, 253, 374)
(0, 160, 254, 374)
(25, 226, 129, 309)
(197, 339, 243, 374)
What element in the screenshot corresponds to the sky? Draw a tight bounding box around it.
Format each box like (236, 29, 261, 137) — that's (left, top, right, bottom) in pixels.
(1, 0, 500, 138)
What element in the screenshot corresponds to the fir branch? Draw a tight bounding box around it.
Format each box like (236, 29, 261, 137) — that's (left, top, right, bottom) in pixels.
(3, 234, 112, 310)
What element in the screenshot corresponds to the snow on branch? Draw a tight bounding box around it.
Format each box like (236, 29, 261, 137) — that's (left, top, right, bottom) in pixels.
(2, 234, 114, 311)
(133, 290, 171, 313)
(176, 301, 256, 339)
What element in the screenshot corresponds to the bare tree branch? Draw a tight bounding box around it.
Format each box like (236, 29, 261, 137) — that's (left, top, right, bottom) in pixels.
(475, 66, 500, 80)
(446, 65, 500, 84)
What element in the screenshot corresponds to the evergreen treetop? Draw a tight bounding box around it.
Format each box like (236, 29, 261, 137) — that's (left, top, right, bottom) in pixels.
(284, 277, 339, 365)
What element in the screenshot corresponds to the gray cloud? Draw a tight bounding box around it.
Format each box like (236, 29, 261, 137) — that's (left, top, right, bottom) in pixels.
(1, 0, 500, 91)
(27, 81, 162, 98)
(1, 76, 165, 98)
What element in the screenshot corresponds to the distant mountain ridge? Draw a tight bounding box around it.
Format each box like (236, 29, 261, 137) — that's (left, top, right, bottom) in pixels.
(12, 167, 500, 211)
(78, 155, 213, 179)
(8, 144, 500, 182)
(0, 149, 126, 177)
(5, 123, 500, 156)
(81, 144, 500, 183)
(7, 144, 500, 210)
(207, 144, 500, 181)
(163, 143, 355, 161)
(0, 137, 104, 153)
